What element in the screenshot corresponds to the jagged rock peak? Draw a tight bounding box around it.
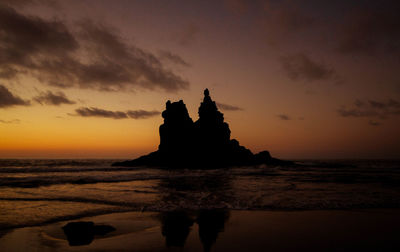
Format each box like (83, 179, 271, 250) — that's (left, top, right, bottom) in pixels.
(159, 99, 193, 153)
(198, 89, 224, 123)
(162, 100, 192, 125)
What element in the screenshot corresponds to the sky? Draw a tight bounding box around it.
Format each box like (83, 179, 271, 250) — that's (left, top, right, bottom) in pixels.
(0, 0, 399, 159)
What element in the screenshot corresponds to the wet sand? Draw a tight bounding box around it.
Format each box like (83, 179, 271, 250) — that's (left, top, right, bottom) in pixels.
(0, 209, 399, 251)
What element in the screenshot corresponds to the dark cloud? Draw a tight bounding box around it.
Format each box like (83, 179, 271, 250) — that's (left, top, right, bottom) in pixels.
(159, 50, 191, 67)
(74, 107, 127, 119)
(0, 5, 189, 92)
(0, 119, 20, 124)
(126, 110, 160, 119)
(338, 99, 400, 119)
(280, 53, 336, 82)
(33, 91, 75, 105)
(75, 21, 189, 91)
(216, 102, 243, 111)
(337, 4, 400, 55)
(277, 114, 291, 120)
(0, 4, 78, 70)
(0, 85, 30, 108)
(74, 107, 159, 119)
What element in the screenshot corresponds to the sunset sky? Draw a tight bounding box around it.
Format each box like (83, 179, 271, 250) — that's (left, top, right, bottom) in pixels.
(0, 0, 399, 159)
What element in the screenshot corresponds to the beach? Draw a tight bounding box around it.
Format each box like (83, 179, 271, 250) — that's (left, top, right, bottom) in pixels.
(1, 209, 400, 251)
(1, 159, 400, 251)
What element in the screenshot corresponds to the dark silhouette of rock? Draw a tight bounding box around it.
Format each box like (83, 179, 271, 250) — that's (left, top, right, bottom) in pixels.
(62, 221, 115, 246)
(113, 89, 292, 167)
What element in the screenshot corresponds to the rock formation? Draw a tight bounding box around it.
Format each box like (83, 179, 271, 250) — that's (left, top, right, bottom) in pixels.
(113, 89, 291, 168)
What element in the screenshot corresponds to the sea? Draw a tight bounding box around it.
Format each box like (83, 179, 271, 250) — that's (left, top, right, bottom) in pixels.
(1, 159, 400, 230)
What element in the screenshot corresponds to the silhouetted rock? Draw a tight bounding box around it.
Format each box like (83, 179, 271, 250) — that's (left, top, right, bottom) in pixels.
(113, 89, 292, 168)
(62, 221, 115, 246)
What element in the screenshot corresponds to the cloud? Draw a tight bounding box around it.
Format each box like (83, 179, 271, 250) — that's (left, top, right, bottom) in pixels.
(126, 110, 160, 119)
(159, 50, 191, 67)
(336, 4, 400, 55)
(277, 114, 291, 120)
(216, 102, 243, 111)
(0, 4, 78, 70)
(33, 91, 75, 105)
(0, 85, 30, 108)
(280, 53, 336, 82)
(0, 119, 20, 124)
(0, 5, 189, 92)
(338, 99, 400, 119)
(74, 107, 159, 119)
(74, 107, 127, 119)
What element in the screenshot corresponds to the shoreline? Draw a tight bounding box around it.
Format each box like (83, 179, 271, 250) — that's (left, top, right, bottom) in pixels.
(2, 206, 400, 231)
(1, 209, 399, 251)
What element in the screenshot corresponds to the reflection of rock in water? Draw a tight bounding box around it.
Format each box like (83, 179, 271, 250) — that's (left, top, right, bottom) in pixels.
(157, 160, 232, 250)
(62, 221, 115, 246)
(158, 172, 234, 209)
(159, 210, 230, 251)
(159, 173, 230, 192)
(160, 211, 194, 248)
(197, 210, 230, 252)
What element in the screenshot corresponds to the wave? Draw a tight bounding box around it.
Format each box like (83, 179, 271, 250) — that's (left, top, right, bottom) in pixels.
(1, 159, 400, 230)
(0, 159, 115, 167)
(0, 196, 144, 208)
(0, 166, 146, 173)
(0, 173, 166, 188)
(2, 162, 400, 188)
(1, 194, 400, 231)
(1, 195, 399, 212)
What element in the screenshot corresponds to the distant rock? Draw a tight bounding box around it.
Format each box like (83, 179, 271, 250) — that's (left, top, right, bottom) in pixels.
(113, 89, 292, 168)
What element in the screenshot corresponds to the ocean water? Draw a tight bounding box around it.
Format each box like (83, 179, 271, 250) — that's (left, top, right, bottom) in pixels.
(0, 159, 399, 230)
